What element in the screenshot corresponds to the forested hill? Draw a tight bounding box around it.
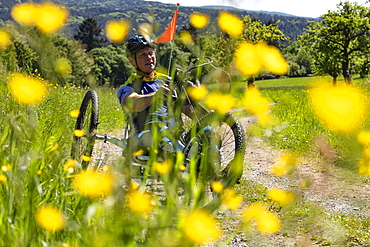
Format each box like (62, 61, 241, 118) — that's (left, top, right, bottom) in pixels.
(0, 0, 317, 40)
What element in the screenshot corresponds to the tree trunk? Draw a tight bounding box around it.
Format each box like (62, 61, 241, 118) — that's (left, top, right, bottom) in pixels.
(342, 61, 352, 84)
(332, 76, 337, 86)
(247, 76, 255, 88)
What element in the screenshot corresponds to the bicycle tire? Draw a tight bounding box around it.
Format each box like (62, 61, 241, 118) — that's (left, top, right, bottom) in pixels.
(184, 111, 246, 186)
(71, 90, 99, 169)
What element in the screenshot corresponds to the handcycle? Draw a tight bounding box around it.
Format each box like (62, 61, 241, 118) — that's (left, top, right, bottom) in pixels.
(71, 57, 246, 209)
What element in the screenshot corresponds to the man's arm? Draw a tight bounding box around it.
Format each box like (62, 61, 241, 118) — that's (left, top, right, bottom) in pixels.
(122, 92, 156, 112)
(121, 84, 171, 112)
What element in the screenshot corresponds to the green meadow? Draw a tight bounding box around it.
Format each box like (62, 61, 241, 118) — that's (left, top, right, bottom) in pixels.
(3, 69, 370, 245)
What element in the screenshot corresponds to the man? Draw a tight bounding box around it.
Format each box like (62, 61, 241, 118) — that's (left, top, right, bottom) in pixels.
(117, 34, 188, 150)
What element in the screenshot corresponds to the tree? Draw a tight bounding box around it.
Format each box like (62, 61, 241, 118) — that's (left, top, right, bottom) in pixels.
(300, 2, 370, 84)
(74, 17, 106, 52)
(90, 45, 135, 86)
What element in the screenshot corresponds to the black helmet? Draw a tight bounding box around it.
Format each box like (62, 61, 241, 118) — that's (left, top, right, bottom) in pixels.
(126, 34, 156, 55)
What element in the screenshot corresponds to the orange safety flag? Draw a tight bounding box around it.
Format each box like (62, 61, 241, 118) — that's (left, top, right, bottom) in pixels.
(155, 9, 178, 43)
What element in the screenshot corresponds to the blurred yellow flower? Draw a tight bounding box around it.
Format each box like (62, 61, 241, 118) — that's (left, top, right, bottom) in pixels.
(187, 85, 207, 101)
(35, 2, 69, 33)
(11, 2, 38, 26)
(55, 58, 72, 77)
(268, 188, 295, 206)
(235, 42, 288, 76)
(189, 12, 210, 29)
(221, 188, 243, 210)
(74, 129, 85, 137)
(183, 210, 220, 244)
(74, 171, 115, 198)
(244, 87, 272, 127)
(270, 152, 297, 177)
(127, 190, 154, 214)
(0, 29, 12, 49)
(81, 155, 91, 162)
(139, 23, 152, 36)
(218, 11, 243, 37)
(12, 2, 68, 33)
(358, 130, 370, 146)
(211, 180, 223, 193)
(105, 19, 131, 43)
(206, 93, 235, 114)
(70, 110, 80, 118)
(0, 175, 7, 184)
(358, 148, 370, 176)
(242, 202, 280, 234)
(8, 73, 48, 106)
(36, 170, 42, 175)
(133, 149, 144, 156)
(180, 31, 194, 46)
(309, 85, 366, 133)
(261, 44, 288, 75)
(1, 164, 12, 172)
(35, 206, 66, 231)
(154, 160, 172, 175)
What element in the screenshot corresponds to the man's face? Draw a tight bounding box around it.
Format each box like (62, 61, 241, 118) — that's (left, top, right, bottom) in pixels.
(130, 47, 156, 74)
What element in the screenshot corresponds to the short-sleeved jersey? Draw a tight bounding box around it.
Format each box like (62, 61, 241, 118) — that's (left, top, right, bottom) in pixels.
(117, 71, 171, 131)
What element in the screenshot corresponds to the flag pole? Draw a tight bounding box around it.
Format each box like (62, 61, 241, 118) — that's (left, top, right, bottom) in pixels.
(168, 3, 180, 75)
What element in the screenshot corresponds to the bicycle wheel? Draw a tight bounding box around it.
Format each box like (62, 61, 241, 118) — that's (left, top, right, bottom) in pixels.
(71, 90, 99, 169)
(184, 112, 246, 186)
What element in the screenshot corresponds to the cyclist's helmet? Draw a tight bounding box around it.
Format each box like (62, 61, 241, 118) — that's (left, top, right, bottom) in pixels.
(126, 34, 156, 55)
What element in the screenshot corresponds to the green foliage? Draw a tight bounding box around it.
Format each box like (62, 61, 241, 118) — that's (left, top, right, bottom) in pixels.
(74, 17, 107, 52)
(90, 45, 135, 86)
(300, 1, 370, 84)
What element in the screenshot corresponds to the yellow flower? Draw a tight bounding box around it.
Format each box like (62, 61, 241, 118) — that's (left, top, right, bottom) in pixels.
(260, 43, 288, 75)
(0, 29, 12, 49)
(206, 93, 235, 114)
(133, 149, 144, 156)
(12, 2, 68, 33)
(36, 170, 42, 175)
(268, 188, 295, 206)
(35, 206, 66, 231)
(1, 164, 12, 172)
(105, 19, 131, 43)
(244, 87, 272, 127)
(358, 148, 370, 176)
(235, 42, 262, 76)
(358, 130, 370, 146)
(8, 73, 48, 106)
(235, 42, 288, 76)
(221, 188, 243, 210)
(74, 129, 85, 137)
(127, 190, 154, 215)
(183, 210, 220, 244)
(11, 2, 38, 26)
(139, 23, 152, 36)
(189, 12, 210, 29)
(49, 144, 59, 152)
(70, 110, 80, 118)
(187, 85, 207, 101)
(55, 58, 72, 77)
(0, 175, 7, 184)
(35, 2, 69, 33)
(64, 159, 77, 173)
(309, 84, 366, 133)
(180, 31, 194, 46)
(242, 202, 280, 234)
(74, 171, 115, 198)
(270, 152, 297, 177)
(81, 155, 91, 162)
(211, 181, 223, 193)
(218, 11, 243, 37)
(154, 160, 172, 175)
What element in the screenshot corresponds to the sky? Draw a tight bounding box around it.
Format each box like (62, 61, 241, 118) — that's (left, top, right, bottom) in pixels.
(150, 0, 369, 18)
